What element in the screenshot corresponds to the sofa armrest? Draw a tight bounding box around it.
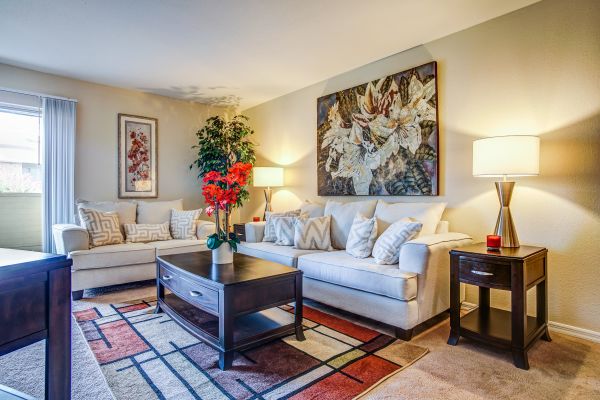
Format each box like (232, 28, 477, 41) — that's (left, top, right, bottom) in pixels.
(52, 224, 89, 255)
(244, 221, 266, 243)
(196, 220, 216, 239)
(399, 232, 472, 275)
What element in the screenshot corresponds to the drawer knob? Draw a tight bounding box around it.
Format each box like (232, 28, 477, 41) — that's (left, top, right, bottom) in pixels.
(163, 275, 173, 281)
(189, 290, 203, 297)
(472, 270, 494, 276)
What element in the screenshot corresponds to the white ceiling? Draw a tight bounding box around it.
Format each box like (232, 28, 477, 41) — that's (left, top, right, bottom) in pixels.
(0, 0, 539, 110)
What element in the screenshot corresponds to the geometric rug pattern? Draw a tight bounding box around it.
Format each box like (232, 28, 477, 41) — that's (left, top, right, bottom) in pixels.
(74, 296, 428, 400)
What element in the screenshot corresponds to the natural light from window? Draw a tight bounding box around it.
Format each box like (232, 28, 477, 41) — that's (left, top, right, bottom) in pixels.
(0, 109, 41, 193)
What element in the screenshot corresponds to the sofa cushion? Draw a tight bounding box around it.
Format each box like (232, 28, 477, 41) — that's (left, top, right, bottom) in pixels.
(147, 239, 207, 256)
(297, 251, 417, 301)
(78, 208, 124, 247)
(374, 201, 446, 237)
(324, 200, 377, 249)
(263, 209, 301, 242)
(136, 199, 183, 224)
(237, 242, 325, 267)
(76, 199, 137, 234)
(124, 222, 172, 243)
(274, 216, 296, 246)
(170, 209, 202, 239)
(70, 243, 155, 270)
(300, 201, 325, 218)
(294, 215, 333, 251)
(372, 219, 423, 265)
(345, 213, 378, 258)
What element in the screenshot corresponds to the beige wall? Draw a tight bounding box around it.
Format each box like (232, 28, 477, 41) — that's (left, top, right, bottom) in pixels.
(0, 63, 223, 211)
(243, 0, 600, 332)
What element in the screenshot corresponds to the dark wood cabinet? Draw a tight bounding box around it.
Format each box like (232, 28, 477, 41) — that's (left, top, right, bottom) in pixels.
(448, 243, 550, 370)
(0, 249, 72, 399)
(233, 223, 246, 242)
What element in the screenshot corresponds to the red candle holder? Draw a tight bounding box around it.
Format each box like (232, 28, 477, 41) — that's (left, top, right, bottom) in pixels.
(487, 235, 501, 251)
(252, 216, 261, 222)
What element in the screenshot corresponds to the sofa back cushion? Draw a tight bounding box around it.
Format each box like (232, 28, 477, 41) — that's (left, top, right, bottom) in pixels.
(78, 208, 124, 247)
(124, 222, 172, 243)
(76, 199, 136, 235)
(300, 201, 325, 218)
(324, 200, 377, 249)
(374, 201, 446, 237)
(137, 199, 183, 224)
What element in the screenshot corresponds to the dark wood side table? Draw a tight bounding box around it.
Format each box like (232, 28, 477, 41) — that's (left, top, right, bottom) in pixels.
(447, 243, 550, 370)
(233, 223, 246, 242)
(0, 249, 72, 399)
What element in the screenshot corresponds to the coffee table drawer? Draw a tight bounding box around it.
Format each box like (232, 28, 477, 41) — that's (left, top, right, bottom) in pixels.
(160, 265, 219, 313)
(459, 256, 511, 289)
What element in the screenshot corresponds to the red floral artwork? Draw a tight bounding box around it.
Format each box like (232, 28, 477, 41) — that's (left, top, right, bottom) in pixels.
(126, 127, 151, 190)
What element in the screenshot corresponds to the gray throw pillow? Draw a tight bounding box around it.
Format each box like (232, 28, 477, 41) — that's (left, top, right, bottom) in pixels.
(293, 215, 333, 251)
(263, 209, 301, 242)
(345, 213, 378, 258)
(170, 208, 202, 239)
(273, 216, 296, 246)
(372, 219, 423, 265)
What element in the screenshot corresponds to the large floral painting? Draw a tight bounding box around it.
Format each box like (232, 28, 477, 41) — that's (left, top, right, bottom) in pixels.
(118, 114, 158, 198)
(317, 62, 438, 196)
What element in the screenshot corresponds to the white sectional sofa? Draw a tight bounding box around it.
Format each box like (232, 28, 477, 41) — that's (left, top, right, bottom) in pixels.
(53, 199, 215, 299)
(238, 200, 472, 340)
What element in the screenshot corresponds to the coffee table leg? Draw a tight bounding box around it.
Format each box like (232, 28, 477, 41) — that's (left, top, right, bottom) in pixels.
(295, 274, 305, 341)
(219, 350, 234, 370)
(219, 288, 234, 370)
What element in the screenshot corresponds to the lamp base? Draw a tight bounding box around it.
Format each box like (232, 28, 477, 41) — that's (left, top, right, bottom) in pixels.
(262, 187, 272, 221)
(494, 181, 519, 248)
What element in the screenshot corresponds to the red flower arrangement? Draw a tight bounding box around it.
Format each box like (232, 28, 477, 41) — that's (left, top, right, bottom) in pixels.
(202, 162, 253, 250)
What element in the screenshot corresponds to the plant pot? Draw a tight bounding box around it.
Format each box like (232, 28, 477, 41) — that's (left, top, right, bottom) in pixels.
(212, 245, 234, 264)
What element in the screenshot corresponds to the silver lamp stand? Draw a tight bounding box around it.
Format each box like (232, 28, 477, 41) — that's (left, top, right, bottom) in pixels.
(262, 187, 272, 220)
(494, 181, 519, 247)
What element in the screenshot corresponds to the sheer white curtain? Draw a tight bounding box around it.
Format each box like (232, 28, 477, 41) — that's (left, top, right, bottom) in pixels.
(42, 97, 76, 252)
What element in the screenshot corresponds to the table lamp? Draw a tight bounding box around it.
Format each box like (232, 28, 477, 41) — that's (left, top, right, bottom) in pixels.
(473, 135, 540, 247)
(253, 166, 284, 220)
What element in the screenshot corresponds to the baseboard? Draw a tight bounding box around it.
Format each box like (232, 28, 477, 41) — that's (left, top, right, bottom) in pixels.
(460, 302, 600, 344)
(548, 321, 600, 344)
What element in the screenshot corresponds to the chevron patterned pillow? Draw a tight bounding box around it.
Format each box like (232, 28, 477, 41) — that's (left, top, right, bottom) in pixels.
(345, 213, 378, 258)
(372, 219, 423, 265)
(124, 222, 172, 243)
(78, 207, 124, 247)
(170, 208, 202, 239)
(263, 209, 301, 242)
(293, 215, 333, 251)
(273, 216, 296, 246)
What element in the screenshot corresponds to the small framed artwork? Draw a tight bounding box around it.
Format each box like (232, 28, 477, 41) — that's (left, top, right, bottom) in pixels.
(118, 114, 158, 198)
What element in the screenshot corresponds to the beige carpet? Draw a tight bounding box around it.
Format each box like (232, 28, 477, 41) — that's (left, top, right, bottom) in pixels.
(76, 284, 600, 400)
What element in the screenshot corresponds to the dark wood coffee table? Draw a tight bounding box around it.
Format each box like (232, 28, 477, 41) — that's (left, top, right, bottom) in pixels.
(155, 251, 305, 370)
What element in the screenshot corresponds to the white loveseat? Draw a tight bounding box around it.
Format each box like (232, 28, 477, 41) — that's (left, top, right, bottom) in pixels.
(238, 200, 472, 340)
(52, 199, 215, 299)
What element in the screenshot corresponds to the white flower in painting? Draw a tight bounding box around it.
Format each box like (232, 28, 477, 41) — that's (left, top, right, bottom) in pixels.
(321, 102, 350, 172)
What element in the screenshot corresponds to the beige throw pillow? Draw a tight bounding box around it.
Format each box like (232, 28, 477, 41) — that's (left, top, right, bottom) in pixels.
(294, 215, 333, 251)
(78, 207, 124, 247)
(170, 209, 202, 239)
(124, 222, 172, 243)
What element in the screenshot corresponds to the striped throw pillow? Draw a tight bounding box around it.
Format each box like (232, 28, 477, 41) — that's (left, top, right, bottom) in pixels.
(372, 219, 423, 265)
(293, 215, 333, 251)
(345, 213, 378, 258)
(170, 208, 202, 239)
(263, 209, 301, 242)
(273, 217, 296, 246)
(78, 208, 124, 247)
(124, 222, 172, 243)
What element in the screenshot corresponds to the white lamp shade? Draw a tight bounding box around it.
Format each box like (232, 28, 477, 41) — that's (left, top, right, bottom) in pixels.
(253, 167, 284, 187)
(473, 135, 540, 177)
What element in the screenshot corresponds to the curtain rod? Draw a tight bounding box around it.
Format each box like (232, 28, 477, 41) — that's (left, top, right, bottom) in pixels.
(0, 86, 78, 103)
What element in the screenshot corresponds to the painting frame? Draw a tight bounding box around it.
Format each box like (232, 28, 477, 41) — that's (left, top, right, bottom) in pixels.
(317, 61, 439, 196)
(118, 113, 158, 198)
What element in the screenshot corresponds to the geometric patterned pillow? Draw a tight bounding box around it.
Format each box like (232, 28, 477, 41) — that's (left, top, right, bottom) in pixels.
(345, 213, 378, 258)
(273, 216, 296, 246)
(263, 209, 301, 242)
(372, 219, 423, 265)
(170, 209, 201, 240)
(124, 222, 172, 243)
(293, 215, 333, 251)
(78, 207, 124, 247)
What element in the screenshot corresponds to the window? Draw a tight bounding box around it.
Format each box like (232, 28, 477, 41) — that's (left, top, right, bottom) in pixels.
(0, 104, 42, 193)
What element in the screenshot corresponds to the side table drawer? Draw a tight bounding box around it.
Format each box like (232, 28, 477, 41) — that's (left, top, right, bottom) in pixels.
(459, 256, 511, 289)
(159, 264, 219, 313)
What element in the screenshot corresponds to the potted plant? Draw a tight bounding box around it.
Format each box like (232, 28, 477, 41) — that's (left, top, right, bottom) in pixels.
(191, 115, 256, 264)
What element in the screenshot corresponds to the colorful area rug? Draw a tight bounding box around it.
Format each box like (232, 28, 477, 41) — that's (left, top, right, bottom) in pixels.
(74, 296, 427, 400)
